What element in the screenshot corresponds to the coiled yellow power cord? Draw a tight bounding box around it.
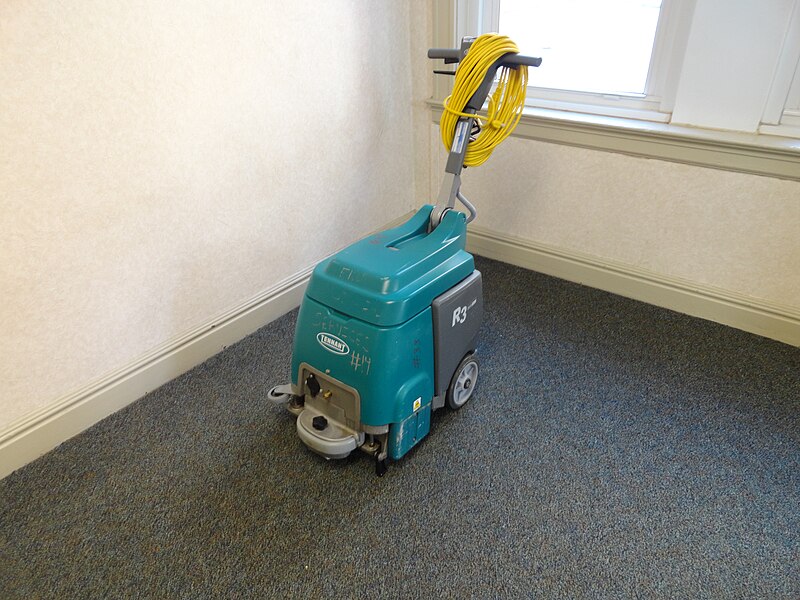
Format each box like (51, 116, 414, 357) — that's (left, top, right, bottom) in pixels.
(441, 33, 528, 167)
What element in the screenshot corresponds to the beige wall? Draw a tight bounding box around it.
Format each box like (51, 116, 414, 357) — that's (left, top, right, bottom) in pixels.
(0, 1, 430, 430)
(431, 128, 800, 308)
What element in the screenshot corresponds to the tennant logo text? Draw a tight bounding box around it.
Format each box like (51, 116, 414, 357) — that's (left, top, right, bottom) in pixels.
(316, 332, 350, 355)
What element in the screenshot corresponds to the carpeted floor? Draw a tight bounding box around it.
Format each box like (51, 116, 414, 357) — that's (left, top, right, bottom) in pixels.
(2, 256, 798, 599)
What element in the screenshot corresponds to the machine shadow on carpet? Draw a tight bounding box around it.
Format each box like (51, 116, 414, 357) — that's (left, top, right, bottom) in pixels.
(1, 256, 798, 599)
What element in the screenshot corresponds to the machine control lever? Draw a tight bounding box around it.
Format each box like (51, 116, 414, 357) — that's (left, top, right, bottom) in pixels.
(306, 374, 321, 397)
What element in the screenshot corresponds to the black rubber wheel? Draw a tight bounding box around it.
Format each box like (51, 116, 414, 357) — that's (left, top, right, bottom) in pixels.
(267, 386, 289, 403)
(446, 353, 479, 410)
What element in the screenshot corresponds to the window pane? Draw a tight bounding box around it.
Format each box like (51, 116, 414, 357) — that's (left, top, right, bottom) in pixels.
(786, 64, 800, 112)
(499, 0, 662, 95)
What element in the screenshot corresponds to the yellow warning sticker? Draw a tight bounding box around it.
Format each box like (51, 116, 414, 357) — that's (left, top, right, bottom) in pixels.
(413, 397, 422, 412)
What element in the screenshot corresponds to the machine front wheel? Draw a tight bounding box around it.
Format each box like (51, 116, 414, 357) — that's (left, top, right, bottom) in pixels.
(446, 354, 479, 410)
(267, 385, 292, 404)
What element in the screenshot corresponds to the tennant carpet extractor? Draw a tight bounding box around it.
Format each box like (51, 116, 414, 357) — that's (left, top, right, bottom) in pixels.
(269, 34, 541, 475)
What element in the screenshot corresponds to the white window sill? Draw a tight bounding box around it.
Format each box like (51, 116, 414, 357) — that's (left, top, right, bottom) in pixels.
(427, 100, 800, 182)
(759, 122, 800, 141)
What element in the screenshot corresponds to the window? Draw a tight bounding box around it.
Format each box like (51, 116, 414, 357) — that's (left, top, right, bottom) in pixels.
(455, 0, 695, 122)
(760, 3, 800, 139)
(441, 0, 800, 142)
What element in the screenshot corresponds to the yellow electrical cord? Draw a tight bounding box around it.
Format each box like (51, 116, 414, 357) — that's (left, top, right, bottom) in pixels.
(441, 33, 528, 167)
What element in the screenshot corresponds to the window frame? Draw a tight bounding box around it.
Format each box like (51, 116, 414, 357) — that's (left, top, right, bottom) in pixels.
(453, 0, 696, 123)
(782, 73, 800, 128)
(759, 0, 800, 138)
(431, 0, 800, 180)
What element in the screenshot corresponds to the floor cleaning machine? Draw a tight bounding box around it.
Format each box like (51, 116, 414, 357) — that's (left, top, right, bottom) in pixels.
(268, 34, 541, 475)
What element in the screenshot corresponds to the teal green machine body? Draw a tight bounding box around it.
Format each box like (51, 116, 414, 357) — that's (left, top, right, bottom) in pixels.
(287, 205, 480, 464)
(268, 36, 540, 474)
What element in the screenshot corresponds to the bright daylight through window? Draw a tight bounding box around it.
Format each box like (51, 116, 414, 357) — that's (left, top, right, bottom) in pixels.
(498, 0, 663, 96)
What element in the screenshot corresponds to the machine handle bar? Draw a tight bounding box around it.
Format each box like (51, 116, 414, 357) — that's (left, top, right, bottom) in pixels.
(427, 48, 542, 68)
(501, 54, 542, 68)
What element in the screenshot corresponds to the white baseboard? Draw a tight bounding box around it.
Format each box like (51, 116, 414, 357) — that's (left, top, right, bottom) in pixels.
(0, 212, 416, 480)
(467, 226, 800, 348)
(0, 268, 310, 480)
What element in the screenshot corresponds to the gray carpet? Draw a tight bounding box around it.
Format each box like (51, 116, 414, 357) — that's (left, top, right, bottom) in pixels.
(2, 256, 798, 599)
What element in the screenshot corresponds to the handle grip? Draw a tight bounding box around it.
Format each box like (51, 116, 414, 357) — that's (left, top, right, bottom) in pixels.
(502, 54, 543, 68)
(427, 48, 463, 64)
